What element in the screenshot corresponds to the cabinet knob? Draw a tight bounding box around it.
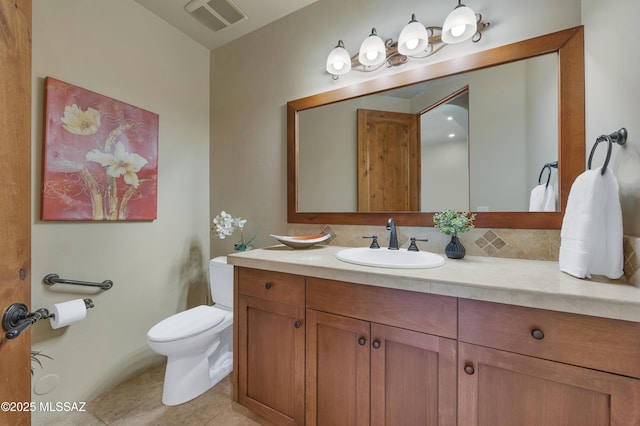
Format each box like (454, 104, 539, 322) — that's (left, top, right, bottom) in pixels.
(265, 282, 272, 289)
(294, 321, 302, 328)
(464, 364, 475, 375)
(358, 337, 366, 346)
(372, 340, 380, 349)
(531, 328, 545, 340)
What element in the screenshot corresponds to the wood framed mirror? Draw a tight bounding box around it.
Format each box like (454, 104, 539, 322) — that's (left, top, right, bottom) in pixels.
(287, 26, 584, 229)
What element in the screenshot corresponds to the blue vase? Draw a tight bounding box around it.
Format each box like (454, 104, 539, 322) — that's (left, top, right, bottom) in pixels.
(445, 235, 465, 259)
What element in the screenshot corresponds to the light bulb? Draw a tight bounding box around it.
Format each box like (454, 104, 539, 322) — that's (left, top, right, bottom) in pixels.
(451, 24, 466, 37)
(326, 40, 352, 75)
(442, 4, 477, 44)
(359, 29, 386, 66)
(405, 39, 419, 50)
(398, 15, 429, 55)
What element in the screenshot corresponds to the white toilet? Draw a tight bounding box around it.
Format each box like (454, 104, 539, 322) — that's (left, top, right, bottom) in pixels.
(147, 256, 234, 406)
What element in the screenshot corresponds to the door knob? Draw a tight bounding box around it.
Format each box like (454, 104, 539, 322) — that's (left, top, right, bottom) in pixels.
(2, 303, 49, 340)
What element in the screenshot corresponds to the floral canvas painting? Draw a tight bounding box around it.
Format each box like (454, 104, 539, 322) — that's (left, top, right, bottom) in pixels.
(41, 77, 159, 221)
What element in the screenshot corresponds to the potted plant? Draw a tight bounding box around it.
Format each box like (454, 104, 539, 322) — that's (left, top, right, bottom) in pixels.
(433, 210, 476, 259)
(212, 211, 256, 251)
(31, 351, 53, 376)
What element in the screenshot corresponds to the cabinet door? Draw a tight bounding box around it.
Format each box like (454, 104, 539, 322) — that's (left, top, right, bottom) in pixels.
(306, 309, 370, 426)
(238, 295, 305, 426)
(459, 342, 640, 426)
(370, 323, 457, 426)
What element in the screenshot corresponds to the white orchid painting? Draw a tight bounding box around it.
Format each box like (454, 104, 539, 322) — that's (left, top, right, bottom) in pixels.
(41, 77, 158, 221)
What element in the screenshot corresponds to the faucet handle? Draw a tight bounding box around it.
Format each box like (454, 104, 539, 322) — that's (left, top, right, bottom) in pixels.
(408, 237, 429, 252)
(362, 235, 380, 249)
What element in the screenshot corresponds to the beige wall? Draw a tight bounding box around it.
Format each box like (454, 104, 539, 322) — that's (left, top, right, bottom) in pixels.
(582, 0, 640, 235)
(31, 0, 210, 423)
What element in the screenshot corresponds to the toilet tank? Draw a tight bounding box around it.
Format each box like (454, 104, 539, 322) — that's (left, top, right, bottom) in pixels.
(209, 256, 234, 309)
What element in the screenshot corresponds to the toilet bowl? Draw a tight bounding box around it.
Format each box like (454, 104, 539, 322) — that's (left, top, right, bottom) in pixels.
(147, 256, 234, 406)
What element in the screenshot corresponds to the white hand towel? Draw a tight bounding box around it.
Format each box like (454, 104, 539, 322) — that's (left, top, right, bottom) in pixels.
(559, 167, 623, 279)
(543, 185, 556, 212)
(590, 168, 623, 278)
(529, 185, 556, 212)
(529, 185, 546, 211)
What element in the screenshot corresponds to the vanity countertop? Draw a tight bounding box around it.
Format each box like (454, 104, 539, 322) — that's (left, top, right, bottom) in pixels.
(227, 245, 640, 323)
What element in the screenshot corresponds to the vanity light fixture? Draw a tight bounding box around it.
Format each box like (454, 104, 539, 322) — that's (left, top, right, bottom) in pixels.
(326, 0, 489, 79)
(442, 0, 480, 44)
(326, 40, 352, 76)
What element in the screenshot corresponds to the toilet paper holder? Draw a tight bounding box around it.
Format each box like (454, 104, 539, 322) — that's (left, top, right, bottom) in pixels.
(2, 299, 94, 340)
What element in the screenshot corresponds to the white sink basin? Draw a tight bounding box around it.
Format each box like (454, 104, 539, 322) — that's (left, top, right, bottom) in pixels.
(336, 247, 445, 269)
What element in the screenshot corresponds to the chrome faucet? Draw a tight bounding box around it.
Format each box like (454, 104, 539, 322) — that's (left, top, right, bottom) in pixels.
(386, 217, 399, 250)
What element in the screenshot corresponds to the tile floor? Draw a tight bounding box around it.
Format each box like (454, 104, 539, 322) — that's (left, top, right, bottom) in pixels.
(43, 363, 274, 425)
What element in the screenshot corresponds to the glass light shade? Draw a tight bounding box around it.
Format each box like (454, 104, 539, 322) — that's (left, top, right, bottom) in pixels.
(398, 19, 429, 56)
(326, 42, 352, 75)
(442, 5, 477, 44)
(358, 32, 386, 66)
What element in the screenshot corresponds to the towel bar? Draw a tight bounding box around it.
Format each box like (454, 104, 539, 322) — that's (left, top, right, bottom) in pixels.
(588, 128, 627, 175)
(43, 274, 113, 290)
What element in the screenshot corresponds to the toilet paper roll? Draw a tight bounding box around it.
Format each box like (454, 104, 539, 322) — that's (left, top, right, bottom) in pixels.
(49, 299, 87, 329)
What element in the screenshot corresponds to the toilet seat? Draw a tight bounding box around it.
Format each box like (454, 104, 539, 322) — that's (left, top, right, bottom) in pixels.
(147, 305, 228, 343)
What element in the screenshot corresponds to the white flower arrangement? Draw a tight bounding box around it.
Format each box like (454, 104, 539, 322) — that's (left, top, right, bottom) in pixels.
(212, 211, 255, 250)
(58, 103, 149, 220)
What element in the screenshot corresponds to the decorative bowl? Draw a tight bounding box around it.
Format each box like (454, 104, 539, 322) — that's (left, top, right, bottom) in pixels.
(270, 233, 331, 249)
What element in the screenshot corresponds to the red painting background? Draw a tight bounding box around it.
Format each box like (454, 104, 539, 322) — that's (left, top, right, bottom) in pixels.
(41, 77, 158, 221)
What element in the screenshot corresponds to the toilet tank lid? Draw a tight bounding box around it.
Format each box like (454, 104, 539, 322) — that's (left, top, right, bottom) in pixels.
(211, 256, 227, 264)
(147, 305, 228, 342)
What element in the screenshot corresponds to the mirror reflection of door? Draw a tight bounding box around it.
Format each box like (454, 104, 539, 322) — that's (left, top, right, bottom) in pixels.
(357, 109, 420, 212)
(420, 88, 470, 212)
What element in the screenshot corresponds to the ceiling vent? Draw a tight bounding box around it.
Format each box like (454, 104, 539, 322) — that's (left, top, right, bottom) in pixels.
(184, 0, 247, 32)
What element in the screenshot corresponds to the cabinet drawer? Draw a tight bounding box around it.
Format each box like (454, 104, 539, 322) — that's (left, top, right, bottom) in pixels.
(306, 277, 457, 338)
(459, 299, 640, 378)
(238, 267, 304, 307)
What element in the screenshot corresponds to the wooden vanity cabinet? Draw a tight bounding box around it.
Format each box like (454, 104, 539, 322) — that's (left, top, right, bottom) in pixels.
(458, 299, 640, 425)
(236, 267, 306, 426)
(305, 309, 370, 426)
(235, 266, 640, 426)
(305, 278, 458, 426)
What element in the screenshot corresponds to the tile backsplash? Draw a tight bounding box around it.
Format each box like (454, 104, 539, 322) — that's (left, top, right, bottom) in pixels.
(624, 236, 640, 286)
(287, 224, 640, 286)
